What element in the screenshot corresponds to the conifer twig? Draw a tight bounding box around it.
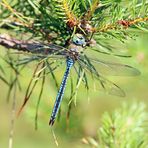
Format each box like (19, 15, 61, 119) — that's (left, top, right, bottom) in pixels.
(0, 34, 62, 55)
(95, 17, 148, 32)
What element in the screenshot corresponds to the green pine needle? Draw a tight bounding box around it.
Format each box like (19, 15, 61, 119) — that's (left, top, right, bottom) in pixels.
(98, 102, 148, 148)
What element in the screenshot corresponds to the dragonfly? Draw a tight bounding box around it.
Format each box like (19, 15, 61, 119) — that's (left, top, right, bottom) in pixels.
(46, 33, 140, 126)
(49, 33, 87, 125)
(16, 33, 140, 126)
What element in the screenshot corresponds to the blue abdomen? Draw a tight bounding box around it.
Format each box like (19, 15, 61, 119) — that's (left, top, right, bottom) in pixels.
(49, 57, 74, 126)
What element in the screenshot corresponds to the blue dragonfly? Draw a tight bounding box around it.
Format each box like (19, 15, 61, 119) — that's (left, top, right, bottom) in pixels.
(49, 34, 87, 125)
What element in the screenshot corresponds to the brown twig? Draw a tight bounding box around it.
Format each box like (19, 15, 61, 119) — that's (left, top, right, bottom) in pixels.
(0, 34, 63, 55)
(129, 17, 148, 25)
(94, 16, 148, 32)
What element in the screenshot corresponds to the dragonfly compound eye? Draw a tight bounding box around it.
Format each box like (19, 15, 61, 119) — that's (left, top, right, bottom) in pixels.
(73, 33, 86, 46)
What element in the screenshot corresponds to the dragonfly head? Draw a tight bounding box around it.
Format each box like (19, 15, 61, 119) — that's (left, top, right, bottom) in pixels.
(72, 34, 86, 47)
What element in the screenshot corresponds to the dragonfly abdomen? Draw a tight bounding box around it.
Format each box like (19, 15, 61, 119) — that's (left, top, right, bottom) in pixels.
(49, 57, 74, 126)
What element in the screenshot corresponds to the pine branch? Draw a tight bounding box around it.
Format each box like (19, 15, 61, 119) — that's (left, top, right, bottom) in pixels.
(53, 0, 79, 28)
(98, 102, 148, 147)
(83, 0, 99, 21)
(94, 16, 148, 32)
(82, 102, 148, 148)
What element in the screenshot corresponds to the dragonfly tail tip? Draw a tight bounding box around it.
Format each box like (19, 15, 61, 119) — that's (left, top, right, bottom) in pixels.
(49, 118, 55, 126)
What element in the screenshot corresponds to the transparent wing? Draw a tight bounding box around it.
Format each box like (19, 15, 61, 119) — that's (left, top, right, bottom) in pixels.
(88, 57, 140, 76)
(77, 57, 126, 97)
(13, 42, 67, 66)
(28, 43, 67, 56)
(79, 55, 140, 76)
(95, 75, 125, 97)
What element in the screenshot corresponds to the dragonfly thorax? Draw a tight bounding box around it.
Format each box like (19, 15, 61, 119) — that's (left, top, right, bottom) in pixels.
(68, 48, 79, 60)
(67, 34, 86, 60)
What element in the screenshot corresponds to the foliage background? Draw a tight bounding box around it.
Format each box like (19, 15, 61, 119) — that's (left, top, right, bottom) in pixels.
(0, 0, 148, 147)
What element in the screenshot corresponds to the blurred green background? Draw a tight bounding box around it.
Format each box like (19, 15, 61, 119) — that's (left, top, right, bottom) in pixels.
(0, 32, 148, 148)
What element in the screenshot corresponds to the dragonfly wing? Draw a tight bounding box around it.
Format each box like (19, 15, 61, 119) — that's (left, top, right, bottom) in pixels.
(77, 57, 125, 97)
(27, 42, 66, 56)
(87, 57, 140, 76)
(96, 75, 125, 97)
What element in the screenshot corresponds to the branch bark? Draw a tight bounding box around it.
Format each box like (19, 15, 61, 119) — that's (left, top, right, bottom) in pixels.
(0, 33, 64, 55)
